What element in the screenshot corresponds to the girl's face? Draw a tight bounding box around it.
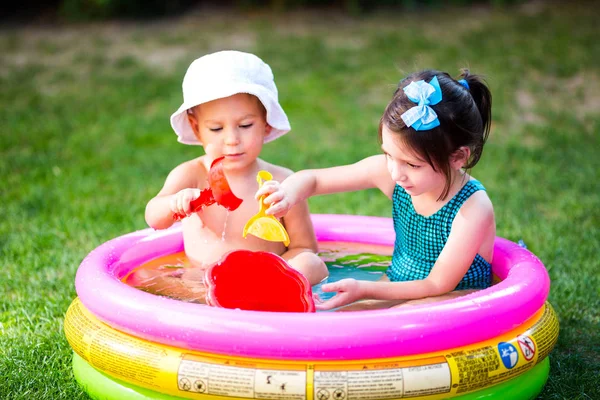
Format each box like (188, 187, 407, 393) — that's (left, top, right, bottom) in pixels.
(187, 93, 272, 170)
(381, 125, 447, 198)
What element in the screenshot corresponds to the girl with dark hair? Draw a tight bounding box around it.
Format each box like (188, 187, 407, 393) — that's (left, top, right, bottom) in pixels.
(257, 69, 495, 310)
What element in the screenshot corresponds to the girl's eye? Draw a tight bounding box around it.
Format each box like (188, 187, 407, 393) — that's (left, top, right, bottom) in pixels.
(209, 127, 222, 132)
(240, 123, 253, 129)
(407, 163, 420, 169)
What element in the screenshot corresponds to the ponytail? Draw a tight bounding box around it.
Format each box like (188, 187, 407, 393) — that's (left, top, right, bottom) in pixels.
(459, 69, 492, 151)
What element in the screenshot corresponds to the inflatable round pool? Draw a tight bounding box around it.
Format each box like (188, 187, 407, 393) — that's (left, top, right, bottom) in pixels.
(65, 214, 559, 400)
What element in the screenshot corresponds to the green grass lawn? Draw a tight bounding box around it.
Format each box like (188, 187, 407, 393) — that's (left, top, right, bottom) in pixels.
(1, 2, 598, 399)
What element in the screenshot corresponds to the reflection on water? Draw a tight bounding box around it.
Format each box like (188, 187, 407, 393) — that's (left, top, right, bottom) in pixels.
(122, 241, 393, 306)
(121, 253, 208, 304)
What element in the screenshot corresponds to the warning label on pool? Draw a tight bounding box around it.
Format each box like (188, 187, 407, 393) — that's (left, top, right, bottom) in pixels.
(178, 355, 307, 399)
(313, 358, 450, 399)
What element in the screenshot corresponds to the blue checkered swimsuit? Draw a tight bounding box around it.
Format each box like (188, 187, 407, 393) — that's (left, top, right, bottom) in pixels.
(386, 179, 492, 290)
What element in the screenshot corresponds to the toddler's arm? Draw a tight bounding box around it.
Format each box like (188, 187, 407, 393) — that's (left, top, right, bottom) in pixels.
(145, 161, 206, 230)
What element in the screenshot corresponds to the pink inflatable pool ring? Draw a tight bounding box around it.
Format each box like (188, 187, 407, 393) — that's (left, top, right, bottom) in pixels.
(74, 214, 551, 359)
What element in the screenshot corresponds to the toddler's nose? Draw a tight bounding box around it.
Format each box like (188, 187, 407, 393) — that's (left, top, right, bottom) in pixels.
(224, 129, 240, 145)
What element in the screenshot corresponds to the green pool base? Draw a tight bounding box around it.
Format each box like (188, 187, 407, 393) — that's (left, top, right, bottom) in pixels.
(73, 352, 549, 400)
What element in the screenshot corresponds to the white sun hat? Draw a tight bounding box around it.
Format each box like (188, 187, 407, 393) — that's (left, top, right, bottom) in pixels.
(170, 50, 291, 146)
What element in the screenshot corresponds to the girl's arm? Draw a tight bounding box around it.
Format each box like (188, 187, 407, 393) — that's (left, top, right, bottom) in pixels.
(318, 191, 495, 310)
(260, 155, 395, 218)
(422, 190, 495, 293)
(263, 164, 329, 285)
(279, 198, 329, 285)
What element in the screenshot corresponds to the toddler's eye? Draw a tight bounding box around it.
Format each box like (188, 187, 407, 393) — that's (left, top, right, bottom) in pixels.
(209, 127, 222, 132)
(407, 163, 420, 169)
(240, 123, 254, 129)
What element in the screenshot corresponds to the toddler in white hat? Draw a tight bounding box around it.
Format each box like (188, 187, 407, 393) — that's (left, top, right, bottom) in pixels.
(170, 50, 291, 145)
(145, 51, 328, 292)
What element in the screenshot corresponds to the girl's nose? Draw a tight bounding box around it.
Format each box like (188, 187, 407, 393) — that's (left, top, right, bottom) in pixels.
(389, 163, 406, 182)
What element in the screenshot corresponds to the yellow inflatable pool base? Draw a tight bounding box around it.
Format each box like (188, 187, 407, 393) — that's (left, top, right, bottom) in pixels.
(65, 298, 558, 400)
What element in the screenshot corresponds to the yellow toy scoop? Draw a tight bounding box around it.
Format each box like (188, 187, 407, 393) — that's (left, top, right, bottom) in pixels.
(243, 171, 290, 246)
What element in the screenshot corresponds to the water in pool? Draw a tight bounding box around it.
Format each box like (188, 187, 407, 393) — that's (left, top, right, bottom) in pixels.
(122, 241, 393, 307)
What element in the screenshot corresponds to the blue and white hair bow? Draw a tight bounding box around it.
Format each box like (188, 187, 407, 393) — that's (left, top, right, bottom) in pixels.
(401, 76, 443, 131)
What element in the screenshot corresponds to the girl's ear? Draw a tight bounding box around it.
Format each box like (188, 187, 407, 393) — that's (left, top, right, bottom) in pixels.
(450, 146, 471, 169)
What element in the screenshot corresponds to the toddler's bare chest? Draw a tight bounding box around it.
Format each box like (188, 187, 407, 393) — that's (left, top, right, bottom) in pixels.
(193, 200, 262, 235)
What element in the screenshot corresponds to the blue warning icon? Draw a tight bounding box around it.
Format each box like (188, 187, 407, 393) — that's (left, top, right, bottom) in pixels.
(498, 342, 519, 369)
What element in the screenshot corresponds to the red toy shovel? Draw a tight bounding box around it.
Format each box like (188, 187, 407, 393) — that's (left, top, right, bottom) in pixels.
(205, 250, 315, 313)
(173, 156, 243, 221)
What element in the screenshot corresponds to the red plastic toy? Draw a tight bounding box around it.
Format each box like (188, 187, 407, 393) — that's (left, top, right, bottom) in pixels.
(205, 250, 315, 313)
(173, 156, 243, 221)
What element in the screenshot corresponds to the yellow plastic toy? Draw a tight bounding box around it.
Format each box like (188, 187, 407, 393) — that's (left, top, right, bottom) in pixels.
(243, 171, 290, 246)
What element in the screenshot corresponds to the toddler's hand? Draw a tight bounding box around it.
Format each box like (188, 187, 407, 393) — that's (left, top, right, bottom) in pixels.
(315, 279, 363, 311)
(255, 180, 295, 219)
(170, 188, 201, 218)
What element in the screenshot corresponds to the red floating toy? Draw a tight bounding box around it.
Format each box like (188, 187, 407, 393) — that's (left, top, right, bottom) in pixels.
(205, 250, 315, 313)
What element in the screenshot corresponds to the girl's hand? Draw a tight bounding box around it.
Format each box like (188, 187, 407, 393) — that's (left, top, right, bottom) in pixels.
(315, 279, 364, 311)
(170, 188, 201, 217)
(255, 180, 297, 219)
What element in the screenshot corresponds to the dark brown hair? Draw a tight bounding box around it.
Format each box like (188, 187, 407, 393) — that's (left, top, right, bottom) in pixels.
(379, 69, 492, 200)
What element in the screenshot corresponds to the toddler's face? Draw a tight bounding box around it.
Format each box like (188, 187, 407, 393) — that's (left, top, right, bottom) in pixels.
(187, 93, 272, 170)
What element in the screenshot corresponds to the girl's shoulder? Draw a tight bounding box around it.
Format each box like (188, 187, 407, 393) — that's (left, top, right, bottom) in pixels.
(363, 154, 396, 197)
(450, 179, 496, 262)
(456, 179, 494, 222)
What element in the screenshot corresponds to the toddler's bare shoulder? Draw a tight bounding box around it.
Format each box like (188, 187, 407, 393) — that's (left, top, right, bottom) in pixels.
(258, 160, 293, 181)
(168, 156, 209, 185)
